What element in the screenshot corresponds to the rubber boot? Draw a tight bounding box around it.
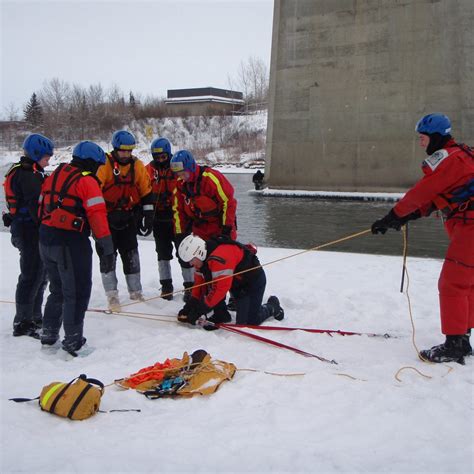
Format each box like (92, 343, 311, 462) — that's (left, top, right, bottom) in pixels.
(420, 335, 466, 364)
(265, 296, 285, 321)
(183, 281, 194, 303)
(13, 303, 39, 338)
(160, 279, 174, 301)
(461, 329, 472, 356)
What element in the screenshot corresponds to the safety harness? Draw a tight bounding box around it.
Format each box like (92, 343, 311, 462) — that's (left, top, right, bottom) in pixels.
(431, 143, 474, 221)
(201, 236, 263, 295)
(150, 164, 175, 211)
(39, 163, 91, 232)
(3, 161, 43, 217)
(181, 166, 221, 220)
(102, 153, 141, 211)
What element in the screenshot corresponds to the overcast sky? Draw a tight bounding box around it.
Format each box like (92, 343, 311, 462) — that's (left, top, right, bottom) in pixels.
(1, 0, 274, 117)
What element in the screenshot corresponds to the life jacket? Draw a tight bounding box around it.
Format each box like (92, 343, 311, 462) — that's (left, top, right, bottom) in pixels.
(430, 143, 474, 220)
(3, 161, 44, 217)
(147, 164, 176, 212)
(202, 236, 262, 294)
(39, 163, 92, 232)
(102, 153, 141, 212)
(181, 166, 221, 221)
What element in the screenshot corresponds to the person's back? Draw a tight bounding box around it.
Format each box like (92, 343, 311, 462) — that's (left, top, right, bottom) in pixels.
(39, 141, 113, 356)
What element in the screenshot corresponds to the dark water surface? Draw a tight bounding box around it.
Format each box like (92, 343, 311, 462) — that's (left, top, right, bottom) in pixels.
(0, 163, 448, 259)
(227, 173, 448, 259)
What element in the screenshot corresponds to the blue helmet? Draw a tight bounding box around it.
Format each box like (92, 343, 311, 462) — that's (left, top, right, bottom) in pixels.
(151, 137, 172, 157)
(112, 130, 136, 150)
(170, 150, 196, 173)
(72, 141, 106, 164)
(22, 133, 54, 161)
(415, 113, 451, 136)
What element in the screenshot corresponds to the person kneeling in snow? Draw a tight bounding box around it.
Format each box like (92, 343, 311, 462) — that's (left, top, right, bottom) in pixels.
(177, 234, 284, 327)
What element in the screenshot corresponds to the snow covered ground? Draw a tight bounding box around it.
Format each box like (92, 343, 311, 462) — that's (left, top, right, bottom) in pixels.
(0, 232, 472, 473)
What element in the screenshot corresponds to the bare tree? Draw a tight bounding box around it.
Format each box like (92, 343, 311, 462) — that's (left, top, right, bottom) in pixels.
(229, 56, 269, 109)
(5, 102, 20, 121)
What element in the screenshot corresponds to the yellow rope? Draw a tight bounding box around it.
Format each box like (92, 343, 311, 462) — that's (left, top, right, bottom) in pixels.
(396, 225, 454, 381)
(118, 228, 372, 310)
(236, 368, 305, 377)
(395, 366, 432, 382)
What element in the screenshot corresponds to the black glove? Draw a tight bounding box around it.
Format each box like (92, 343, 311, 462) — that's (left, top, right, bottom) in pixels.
(178, 297, 199, 316)
(100, 253, 116, 274)
(221, 225, 232, 237)
(96, 235, 114, 257)
(371, 209, 421, 234)
(2, 212, 13, 228)
(177, 297, 210, 325)
(137, 211, 154, 237)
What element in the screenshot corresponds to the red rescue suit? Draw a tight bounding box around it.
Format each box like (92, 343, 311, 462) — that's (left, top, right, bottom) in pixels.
(394, 140, 474, 335)
(39, 163, 110, 240)
(172, 165, 237, 240)
(193, 242, 262, 309)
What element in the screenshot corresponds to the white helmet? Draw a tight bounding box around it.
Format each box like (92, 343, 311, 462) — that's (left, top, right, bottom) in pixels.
(178, 234, 207, 262)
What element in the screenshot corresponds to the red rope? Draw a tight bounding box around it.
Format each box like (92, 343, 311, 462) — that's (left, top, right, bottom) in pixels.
(218, 324, 337, 364)
(221, 323, 391, 338)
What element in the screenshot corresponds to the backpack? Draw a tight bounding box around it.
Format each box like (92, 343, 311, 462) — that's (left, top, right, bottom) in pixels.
(10, 374, 104, 421)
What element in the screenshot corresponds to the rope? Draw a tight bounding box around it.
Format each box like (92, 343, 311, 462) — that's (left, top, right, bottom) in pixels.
(396, 226, 454, 381)
(118, 228, 372, 309)
(395, 366, 432, 382)
(236, 368, 305, 377)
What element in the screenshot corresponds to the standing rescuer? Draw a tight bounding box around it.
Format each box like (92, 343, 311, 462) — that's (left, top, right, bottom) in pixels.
(143, 138, 194, 301)
(3, 134, 53, 338)
(372, 113, 474, 364)
(170, 150, 238, 307)
(96, 130, 153, 309)
(38, 141, 113, 356)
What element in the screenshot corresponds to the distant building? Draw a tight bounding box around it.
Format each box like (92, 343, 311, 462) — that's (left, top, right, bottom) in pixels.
(165, 87, 244, 116)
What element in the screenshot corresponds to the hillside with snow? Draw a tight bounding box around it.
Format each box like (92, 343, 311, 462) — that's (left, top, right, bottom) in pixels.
(0, 112, 268, 171)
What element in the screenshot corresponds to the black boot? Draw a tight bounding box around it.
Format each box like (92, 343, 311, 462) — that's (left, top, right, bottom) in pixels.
(207, 300, 232, 324)
(183, 282, 193, 303)
(13, 321, 40, 339)
(461, 329, 472, 356)
(41, 328, 59, 346)
(266, 296, 284, 321)
(160, 279, 174, 301)
(227, 295, 237, 312)
(420, 335, 466, 364)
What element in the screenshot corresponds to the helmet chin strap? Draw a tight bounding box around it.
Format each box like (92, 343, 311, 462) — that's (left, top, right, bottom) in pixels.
(426, 133, 451, 156)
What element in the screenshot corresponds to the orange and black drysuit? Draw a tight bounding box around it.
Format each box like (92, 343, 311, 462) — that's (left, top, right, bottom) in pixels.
(172, 165, 237, 242)
(145, 161, 194, 291)
(393, 140, 474, 335)
(96, 152, 153, 296)
(3, 157, 47, 333)
(38, 161, 113, 352)
(180, 238, 277, 325)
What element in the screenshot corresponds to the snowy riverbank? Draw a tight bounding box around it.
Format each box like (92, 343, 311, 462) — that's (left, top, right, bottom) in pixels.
(0, 233, 471, 473)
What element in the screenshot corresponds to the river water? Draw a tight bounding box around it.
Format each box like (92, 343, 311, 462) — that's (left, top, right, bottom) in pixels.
(0, 163, 448, 259)
(226, 173, 448, 259)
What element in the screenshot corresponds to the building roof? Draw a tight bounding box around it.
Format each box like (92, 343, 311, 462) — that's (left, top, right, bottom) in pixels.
(167, 87, 243, 101)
